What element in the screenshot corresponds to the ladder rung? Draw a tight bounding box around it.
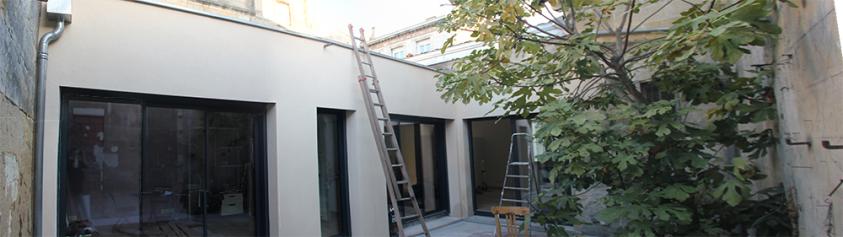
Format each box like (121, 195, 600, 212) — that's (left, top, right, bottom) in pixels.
(373, 103, 384, 107)
(391, 163, 403, 167)
(378, 118, 389, 122)
(363, 74, 375, 78)
(501, 198, 528, 203)
(506, 175, 529, 178)
(504, 187, 529, 191)
(401, 214, 419, 220)
(386, 147, 399, 151)
(509, 162, 529, 166)
(369, 89, 379, 93)
(382, 132, 394, 136)
(398, 196, 412, 202)
(396, 180, 410, 184)
(362, 61, 372, 65)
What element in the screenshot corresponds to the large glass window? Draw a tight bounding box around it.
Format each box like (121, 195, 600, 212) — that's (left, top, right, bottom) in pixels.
(317, 110, 350, 237)
(387, 116, 448, 226)
(64, 101, 143, 236)
(61, 91, 267, 236)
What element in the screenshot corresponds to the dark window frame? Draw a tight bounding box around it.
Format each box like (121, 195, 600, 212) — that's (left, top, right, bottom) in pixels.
(466, 115, 534, 216)
(388, 114, 450, 220)
(316, 108, 352, 237)
(58, 87, 270, 236)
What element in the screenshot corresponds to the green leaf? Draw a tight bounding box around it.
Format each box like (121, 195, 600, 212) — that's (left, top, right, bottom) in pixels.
(655, 125, 671, 137)
(597, 207, 625, 223)
(440, 35, 456, 54)
(659, 185, 694, 201)
(713, 180, 745, 206)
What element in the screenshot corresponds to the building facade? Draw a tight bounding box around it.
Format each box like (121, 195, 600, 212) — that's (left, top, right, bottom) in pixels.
(15, 0, 843, 236)
(159, 0, 312, 33)
(34, 1, 509, 236)
(368, 16, 484, 70)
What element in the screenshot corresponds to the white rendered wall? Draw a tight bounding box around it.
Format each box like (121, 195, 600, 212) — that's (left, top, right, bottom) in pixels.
(37, 0, 499, 236)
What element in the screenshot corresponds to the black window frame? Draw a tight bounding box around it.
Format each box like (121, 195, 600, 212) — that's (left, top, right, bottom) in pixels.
(466, 115, 535, 216)
(388, 114, 450, 219)
(57, 87, 270, 236)
(316, 108, 352, 237)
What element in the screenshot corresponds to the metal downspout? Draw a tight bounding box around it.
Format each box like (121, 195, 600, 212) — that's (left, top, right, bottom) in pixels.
(35, 20, 65, 237)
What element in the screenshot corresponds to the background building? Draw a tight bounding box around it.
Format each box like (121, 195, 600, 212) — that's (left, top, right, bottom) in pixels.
(0, 1, 41, 236)
(160, 0, 312, 33)
(368, 16, 484, 70)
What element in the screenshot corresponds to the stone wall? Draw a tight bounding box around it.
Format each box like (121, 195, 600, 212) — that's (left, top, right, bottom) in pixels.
(772, 1, 843, 236)
(0, 0, 40, 236)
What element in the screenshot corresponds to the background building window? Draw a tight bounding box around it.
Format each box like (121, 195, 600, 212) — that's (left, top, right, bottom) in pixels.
(391, 46, 406, 59)
(416, 39, 432, 54)
(262, 0, 292, 27)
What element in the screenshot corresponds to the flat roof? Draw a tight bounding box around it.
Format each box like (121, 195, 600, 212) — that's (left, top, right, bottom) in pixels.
(133, 0, 439, 73)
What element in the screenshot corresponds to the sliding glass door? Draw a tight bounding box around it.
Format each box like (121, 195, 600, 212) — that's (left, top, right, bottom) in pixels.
(60, 90, 267, 236)
(388, 115, 448, 224)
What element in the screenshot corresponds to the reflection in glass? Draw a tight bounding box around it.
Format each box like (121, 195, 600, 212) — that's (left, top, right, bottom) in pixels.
(142, 108, 206, 236)
(64, 101, 142, 236)
(206, 112, 257, 236)
(63, 101, 259, 236)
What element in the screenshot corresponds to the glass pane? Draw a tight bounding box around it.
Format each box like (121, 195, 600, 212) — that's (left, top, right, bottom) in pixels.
(419, 124, 437, 212)
(64, 101, 142, 236)
(142, 107, 205, 236)
(317, 113, 346, 237)
(395, 122, 418, 217)
(206, 112, 257, 236)
(387, 120, 447, 220)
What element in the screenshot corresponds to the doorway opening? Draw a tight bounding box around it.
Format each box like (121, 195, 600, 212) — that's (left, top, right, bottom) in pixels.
(468, 117, 533, 215)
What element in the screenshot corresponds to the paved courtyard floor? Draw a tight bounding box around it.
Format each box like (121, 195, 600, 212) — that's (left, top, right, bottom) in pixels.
(408, 216, 547, 237)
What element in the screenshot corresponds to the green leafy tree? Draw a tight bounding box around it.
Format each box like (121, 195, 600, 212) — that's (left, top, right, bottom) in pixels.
(437, 0, 793, 236)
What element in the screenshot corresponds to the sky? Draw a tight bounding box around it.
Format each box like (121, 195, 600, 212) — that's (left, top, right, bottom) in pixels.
(308, 0, 453, 39)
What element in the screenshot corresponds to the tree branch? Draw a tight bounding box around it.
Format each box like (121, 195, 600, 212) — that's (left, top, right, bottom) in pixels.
(631, 0, 674, 32)
(621, 0, 637, 57)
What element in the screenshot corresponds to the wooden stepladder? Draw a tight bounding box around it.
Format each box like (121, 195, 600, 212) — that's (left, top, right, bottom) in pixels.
(348, 24, 431, 237)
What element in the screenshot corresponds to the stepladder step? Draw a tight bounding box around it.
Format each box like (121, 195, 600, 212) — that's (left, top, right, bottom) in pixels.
(504, 187, 530, 191)
(501, 198, 528, 204)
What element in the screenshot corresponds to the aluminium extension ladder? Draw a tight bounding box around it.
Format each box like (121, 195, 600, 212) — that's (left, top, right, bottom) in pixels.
(498, 133, 537, 235)
(348, 24, 431, 237)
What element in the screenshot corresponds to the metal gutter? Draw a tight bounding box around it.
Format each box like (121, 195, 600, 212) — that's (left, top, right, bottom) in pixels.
(132, 0, 439, 72)
(35, 19, 66, 237)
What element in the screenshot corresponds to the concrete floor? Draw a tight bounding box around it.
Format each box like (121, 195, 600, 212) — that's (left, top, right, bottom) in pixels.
(408, 216, 547, 237)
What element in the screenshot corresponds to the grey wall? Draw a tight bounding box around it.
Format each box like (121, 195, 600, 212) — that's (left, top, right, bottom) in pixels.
(0, 0, 40, 236)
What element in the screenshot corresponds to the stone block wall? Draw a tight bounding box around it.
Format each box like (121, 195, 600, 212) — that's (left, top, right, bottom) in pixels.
(0, 0, 40, 236)
(772, 1, 843, 236)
